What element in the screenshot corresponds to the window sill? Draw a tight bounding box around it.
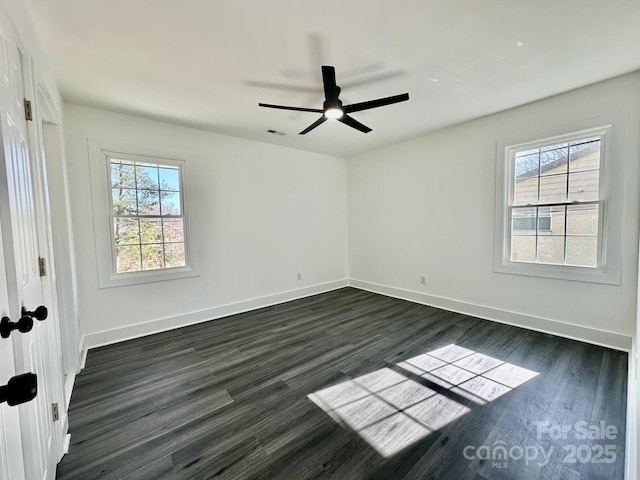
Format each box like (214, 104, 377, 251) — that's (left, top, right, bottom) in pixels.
(98, 265, 200, 288)
(493, 260, 620, 285)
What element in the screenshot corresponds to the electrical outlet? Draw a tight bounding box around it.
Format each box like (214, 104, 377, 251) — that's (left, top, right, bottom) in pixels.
(419, 274, 426, 285)
(297, 272, 302, 281)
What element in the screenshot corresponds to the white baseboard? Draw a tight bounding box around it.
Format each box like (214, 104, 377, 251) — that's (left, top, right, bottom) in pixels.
(81, 277, 631, 352)
(349, 279, 632, 351)
(62, 434, 71, 455)
(63, 373, 75, 410)
(81, 279, 349, 350)
(79, 336, 88, 370)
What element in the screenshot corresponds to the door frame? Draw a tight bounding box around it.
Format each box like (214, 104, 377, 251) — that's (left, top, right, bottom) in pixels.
(37, 82, 81, 383)
(27, 69, 66, 468)
(33, 79, 80, 452)
(22, 40, 70, 466)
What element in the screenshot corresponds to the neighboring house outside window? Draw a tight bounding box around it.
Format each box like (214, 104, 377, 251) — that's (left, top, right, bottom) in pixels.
(494, 117, 626, 285)
(510, 137, 600, 267)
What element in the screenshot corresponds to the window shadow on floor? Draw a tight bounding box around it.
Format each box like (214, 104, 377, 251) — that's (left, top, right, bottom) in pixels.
(308, 343, 540, 457)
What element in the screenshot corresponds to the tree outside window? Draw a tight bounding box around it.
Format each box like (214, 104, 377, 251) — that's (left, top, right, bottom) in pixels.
(109, 158, 186, 273)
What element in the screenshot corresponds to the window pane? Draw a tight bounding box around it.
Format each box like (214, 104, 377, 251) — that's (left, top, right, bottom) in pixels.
(514, 153, 538, 180)
(566, 237, 597, 267)
(135, 165, 159, 190)
(141, 244, 164, 271)
(139, 218, 163, 244)
(568, 170, 599, 202)
(540, 147, 568, 176)
(163, 218, 184, 243)
(569, 139, 600, 172)
(566, 204, 599, 235)
(539, 174, 567, 203)
(164, 243, 186, 268)
(137, 189, 160, 215)
(160, 191, 182, 215)
(511, 207, 536, 234)
(116, 246, 141, 273)
(514, 177, 538, 205)
(113, 218, 140, 245)
(160, 167, 180, 191)
(516, 147, 538, 157)
(540, 142, 568, 152)
(110, 163, 135, 188)
(537, 207, 552, 233)
(547, 206, 566, 235)
(511, 236, 536, 262)
(112, 188, 138, 215)
(537, 236, 565, 264)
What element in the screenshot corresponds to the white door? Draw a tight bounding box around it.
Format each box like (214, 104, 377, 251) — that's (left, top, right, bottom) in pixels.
(0, 230, 27, 479)
(0, 20, 58, 480)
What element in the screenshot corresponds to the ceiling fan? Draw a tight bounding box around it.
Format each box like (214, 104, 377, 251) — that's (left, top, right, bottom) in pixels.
(259, 65, 409, 134)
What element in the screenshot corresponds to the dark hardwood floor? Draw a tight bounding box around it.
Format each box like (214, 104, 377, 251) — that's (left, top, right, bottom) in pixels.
(56, 288, 628, 479)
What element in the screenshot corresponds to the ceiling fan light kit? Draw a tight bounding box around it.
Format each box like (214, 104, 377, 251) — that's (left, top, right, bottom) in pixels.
(259, 65, 409, 135)
(324, 107, 344, 119)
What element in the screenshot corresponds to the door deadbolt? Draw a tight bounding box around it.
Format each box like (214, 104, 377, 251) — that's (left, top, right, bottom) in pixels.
(0, 373, 37, 406)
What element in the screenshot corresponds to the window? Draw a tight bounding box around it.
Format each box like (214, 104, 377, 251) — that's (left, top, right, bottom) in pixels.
(109, 157, 186, 273)
(494, 117, 625, 285)
(89, 140, 198, 288)
(510, 136, 601, 267)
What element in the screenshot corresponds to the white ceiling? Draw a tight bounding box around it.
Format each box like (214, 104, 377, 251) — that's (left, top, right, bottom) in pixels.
(25, 0, 640, 158)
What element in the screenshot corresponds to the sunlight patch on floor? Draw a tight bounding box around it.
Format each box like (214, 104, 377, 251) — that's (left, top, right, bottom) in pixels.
(399, 344, 540, 405)
(308, 344, 539, 457)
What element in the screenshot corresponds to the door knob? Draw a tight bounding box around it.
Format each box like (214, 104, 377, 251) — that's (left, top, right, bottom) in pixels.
(21, 305, 47, 321)
(0, 316, 34, 338)
(0, 373, 37, 406)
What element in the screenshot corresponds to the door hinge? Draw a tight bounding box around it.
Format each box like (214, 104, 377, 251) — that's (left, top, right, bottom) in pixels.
(24, 99, 33, 121)
(38, 257, 46, 277)
(52, 403, 59, 422)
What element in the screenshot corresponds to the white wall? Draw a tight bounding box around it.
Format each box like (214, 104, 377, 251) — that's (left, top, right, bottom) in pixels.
(348, 72, 640, 345)
(63, 104, 348, 344)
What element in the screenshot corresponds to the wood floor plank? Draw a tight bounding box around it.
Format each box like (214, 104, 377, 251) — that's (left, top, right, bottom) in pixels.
(57, 288, 627, 479)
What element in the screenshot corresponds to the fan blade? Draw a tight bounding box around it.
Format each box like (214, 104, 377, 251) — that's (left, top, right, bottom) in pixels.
(338, 114, 372, 134)
(299, 116, 327, 135)
(321, 65, 339, 103)
(259, 103, 323, 113)
(344, 93, 409, 113)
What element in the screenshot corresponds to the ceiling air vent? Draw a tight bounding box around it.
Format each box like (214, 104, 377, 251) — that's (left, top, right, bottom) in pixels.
(266, 129, 286, 136)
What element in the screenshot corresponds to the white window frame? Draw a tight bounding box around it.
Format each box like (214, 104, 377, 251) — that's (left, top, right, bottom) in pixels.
(89, 139, 199, 288)
(494, 115, 626, 285)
